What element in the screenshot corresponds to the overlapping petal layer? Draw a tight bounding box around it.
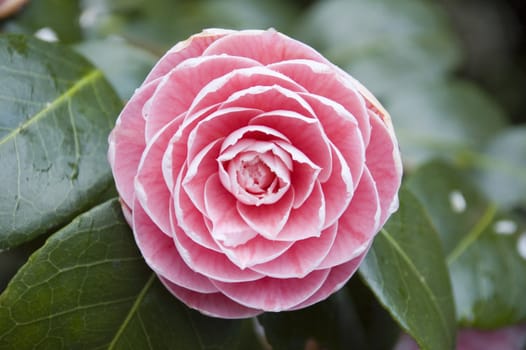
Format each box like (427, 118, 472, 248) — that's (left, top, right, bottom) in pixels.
(108, 28, 402, 318)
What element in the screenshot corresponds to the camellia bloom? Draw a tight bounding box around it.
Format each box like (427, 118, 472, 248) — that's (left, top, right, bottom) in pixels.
(108, 29, 402, 318)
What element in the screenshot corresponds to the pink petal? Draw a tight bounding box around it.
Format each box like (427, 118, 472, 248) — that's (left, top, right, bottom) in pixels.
(219, 85, 315, 119)
(133, 199, 217, 293)
(204, 174, 258, 247)
(366, 111, 403, 226)
(250, 110, 331, 183)
(301, 92, 365, 188)
(290, 252, 368, 310)
(237, 188, 294, 239)
(275, 182, 326, 241)
(187, 107, 262, 162)
(317, 168, 380, 269)
(202, 29, 329, 65)
(183, 139, 223, 214)
(251, 223, 338, 278)
(173, 163, 221, 252)
(161, 105, 218, 195)
(135, 115, 183, 235)
(144, 55, 260, 141)
(320, 146, 354, 229)
(171, 215, 264, 282)
(212, 269, 331, 312)
(186, 67, 306, 117)
(108, 79, 159, 207)
(160, 277, 262, 319)
(144, 28, 235, 84)
(269, 59, 371, 145)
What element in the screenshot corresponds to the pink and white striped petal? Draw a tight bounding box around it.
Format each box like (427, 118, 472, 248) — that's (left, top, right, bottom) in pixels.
(160, 277, 262, 319)
(133, 199, 217, 293)
(186, 67, 306, 117)
(204, 174, 258, 247)
(275, 182, 326, 241)
(202, 29, 329, 65)
(250, 110, 331, 183)
(251, 223, 338, 278)
(366, 111, 403, 226)
(269, 59, 371, 145)
(135, 116, 184, 235)
(317, 169, 380, 269)
(144, 55, 260, 141)
(187, 107, 262, 162)
(237, 188, 294, 239)
(108, 79, 159, 207)
(212, 268, 331, 312)
(291, 253, 368, 310)
(301, 92, 365, 188)
(320, 146, 354, 229)
(144, 28, 235, 84)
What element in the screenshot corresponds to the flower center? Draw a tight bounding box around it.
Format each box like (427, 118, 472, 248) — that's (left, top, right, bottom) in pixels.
(237, 157, 276, 195)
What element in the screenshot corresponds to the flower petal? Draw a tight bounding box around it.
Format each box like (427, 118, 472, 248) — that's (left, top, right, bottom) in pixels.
(202, 29, 329, 65)
(160, 277, 262, 319)
(212, 268, 331, 312)
(144, 28, 235, 83)
(251, 223, 338, 278)
(317, 168, 380, 269)
(133, 199, 217, 293)
(366, 111, 403, 225)
(108, 79, 159, 207)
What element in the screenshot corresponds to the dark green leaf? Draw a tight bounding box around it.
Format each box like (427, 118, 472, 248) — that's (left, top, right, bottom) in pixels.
(1, 0, 82, 44)
(75, 38, 158, 100)
(0, 199, 246, 349)
(0, 34, 122, 249)
(471, 126, 526, 210)
(258, 289, 366, 350)
(359, 188, 456, 350)
(407, 161, 526, 328)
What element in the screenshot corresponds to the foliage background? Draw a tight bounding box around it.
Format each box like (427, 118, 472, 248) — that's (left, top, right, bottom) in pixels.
(0, 0, 525, 349)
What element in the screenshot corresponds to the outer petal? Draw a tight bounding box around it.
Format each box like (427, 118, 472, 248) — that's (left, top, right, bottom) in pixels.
(212, 269, 331, 312)
(108, 79, 160, 207)
(133, 199, 217, 293)
(135, 115, 183, 235)
(269, 59, 371, 145)
(144, 55, 260, 141)
(291, 251, 368, 310)
(202, 29, 329, 65)
(317, 168, 380, 269)
(366, 111, 403, 225)
(160, 277, 262, 319)
(251, 223, 338, 278)
(144, 28, 235, 83)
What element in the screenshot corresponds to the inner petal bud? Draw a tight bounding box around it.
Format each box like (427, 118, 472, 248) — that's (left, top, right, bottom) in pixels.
(218, 140, 292, 206)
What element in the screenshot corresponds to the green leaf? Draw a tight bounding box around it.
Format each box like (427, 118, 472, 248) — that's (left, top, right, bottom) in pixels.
(1, 0, 82, 44)
(75, 38, 158, 101)
(0, 34, 122, 249)
(471, 126, 526, 210)
(258, 290, 367, 350)
(359, 188, 456, 350)
(0, 199, 246, 349)
(407, 161, 526, 328)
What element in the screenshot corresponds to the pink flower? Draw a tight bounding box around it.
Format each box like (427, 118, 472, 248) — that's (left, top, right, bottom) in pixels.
(108, 29, 402, 318)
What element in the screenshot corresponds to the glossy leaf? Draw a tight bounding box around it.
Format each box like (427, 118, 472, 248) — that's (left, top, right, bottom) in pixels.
(0, 34, 121, 249)
(359, 188, 456, 350)
(0, 199, 247, 349)
(407, 161, 526, 328)
(471, 126, 526, 210)
(75, 38, 158, 100)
